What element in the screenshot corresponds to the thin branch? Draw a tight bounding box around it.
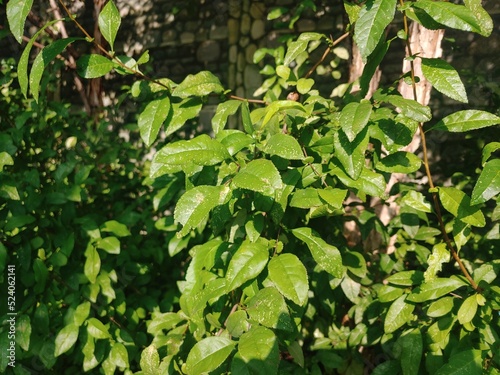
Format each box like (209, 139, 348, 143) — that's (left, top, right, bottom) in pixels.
(305, 32, 350, 79)
(228, 95, 267, 104)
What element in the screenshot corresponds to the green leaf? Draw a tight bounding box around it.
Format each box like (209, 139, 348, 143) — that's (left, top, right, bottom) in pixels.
(471, 159, 500, 205)
(334, 127, 369, 180)
(424, 243, 450, 282)
(412, 0, 482, 34)
(151, 134, 230, 177)
(431, 110, 500, 132)
(464, 0, 493, 37)
(212, 100, 242, 134)
(407, 277, 466, 303)
(241, 101, 254, 135)
(16, 315, 31, 351)
(360, 38, 391, 97)
(247, 287, 294, 331)
(185, 337, 235, 375)
(109, 342, 129, 368)
(6, 0, 33, 43)
(74, 301, 91, 326)
(353, 0, 397, 61)
(77, 54, 114, 78)
(375, 151, 422, 173)
(101, 220, 131, 237)
(421, 58, 467, 103)
(427, 296, 454, 318)
(385, 95, 432, 122)
(173, 71, 224, 98)
(0, 152, 14, 170)
(166, 98, 203, 137)
(482, 142, 500, 165)
(435, 349, 483, 375)
(341, 102, 372, 142)
(84, 245, 100, 284)
(29, 37, 80, 102)
(96, 236, 120, 254)
(87, 318, 111, 339)
(140, 345, 160, 375)
(226, 240, 269, 291)
(217, 130, 254, 156)
(438, 187, 485, 227)
(232, 159, 283, 197)
(292, 227, 344, 278)
(297, 78, 314, 94)
(235, 326, 279, 374)
(318, 188, 348, 209)
(284, 41, 307, 66)
(262, 100, 306, 127)
(54, 324, 79, 357)
(174, 185, 231, 237)
(384, 295, 415, 333)
(401, 190, 432, 213)
(98, 0, 121, 50)
(386, 271, 425, 286)
(264, 133, 304, 160)
(268, 254, 309, 306)
(457, 294, 478, 325)
(138, 94, 171, 146)
(399, 329, 423, 375)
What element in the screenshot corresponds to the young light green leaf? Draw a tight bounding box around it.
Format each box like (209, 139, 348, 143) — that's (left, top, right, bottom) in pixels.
(375, 151, 422, 174)
(84, 245, 100, 284)
(174, 185, 231, 237)
(166, 98, 203, 137)
(464, 0, 493, 37)
(457, 294, 478, 325)
(353, 0, 397, 61)
(151, 134, 230, 177)
(401, 190, 432, 213)
(6, 0, 34, 43)
(16, 315, 31, 351)
(98, 0, 121, 50)
(407, 277, 466, 303)
(173, 71, 224, 98)
(292, 227, 344, 278)
(77, 54, 114, 78)
(87, 318, 111, 339)
(435, 349, 483, 375)
(212, 100, 242, 134)
(185, 337, 235, 375)
(438, 186, 485, 227)
(297, 78, 314, 94)
(54, 323, 79, 357)
(101, 220, 131, 237)
(268, 254, 309, 306)
(74, 301, 91, 326)
(399, 329, 423, 375)
(262, 100, 305, 127)
(226, 240, 269, 291)
(482, 142, 500, 165)
(471, 159, 500, 205)
(232, 159, 283, 197)
(264, 133, 304, 160)
(384, 295, 415, 333)
(140, 345, 160, 375)
(109, 342, 129, 368)
(284, 40, 308, 66)
(0, 152, 14, 170)
(412, 0, 482, 34)
(235, 326, 279, 374)
(431, 110, 500, 132)
(96, 236, 120, 254)
(421, 58, 467, 103)
(424, 243, 450, 282)
(247, 287, 294, 331)
(138, 94, 171, 146)
(340, 102, 372, 142)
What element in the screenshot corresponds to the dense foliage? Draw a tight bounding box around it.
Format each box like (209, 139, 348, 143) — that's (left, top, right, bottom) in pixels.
(1, 0, 499, 374)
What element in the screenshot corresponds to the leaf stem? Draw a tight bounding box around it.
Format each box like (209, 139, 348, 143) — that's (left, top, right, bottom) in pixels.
(305, 32, 350, 79)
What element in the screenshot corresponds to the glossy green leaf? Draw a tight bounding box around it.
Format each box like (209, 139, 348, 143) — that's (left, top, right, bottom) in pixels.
(431, 110, 500, 132)
(138, 94, 171, 146)
(318, 188, 348, 210)
(268, 254, 309, 305)
(290, 188, 323, 208)
(173, 71, 224, 98)
(427, 296, 454, 318)
(96, 236, 120, 254)
(54, 324, 79, 357)
(77, 54, 114, 78)
(385, 95, 432, 122)
(87, 318, 111, 339)
(421, 58, 467, 103)
(235, 326, 279, 374)
(384, 295, 415, 333)
(30, 38, 80, 102)
(435, 349, 482, 375)
(438, 187, 485, 227)
(424, 243, 450, 282)
(386, 271, 424, 286)
(264, 133, 304, 160)
(413, 1, 482, 34)
(6, 0, 33, 43)
(217, 130, 254, 156)
(140, 345, 160, 375)
(376, 151, 422, 173)
(247, 287, 294, 331)
(162, 98, 202, 137)
(464, 0, 493, 37)
(340, 102, 372, 142)
(297, 78, 314, 94)
(457, 294, 478, 325)
(334, 127, 369, 180)
(212, 100, 242, 134)
(151, 134, 230, 177)
(226, 240, 268, 291)
(174, 185, 231, 237)
(353, 0, 397, 60)
(74, 301, 91, 326)
(98, 0, 121, 50)
(232, 159, 283, 197)
(341, 275, 361, 303)
(185, 337, 235, 375)
(262, 100, 305, 127)
(284, 40, 307, 66)
(84, 245, 100, 284)
(110, 342, 129, 368)
(101, 220, 131, 237)
(226, 310, 249, 338)
(292, 227, 344, 278)
(401, 190, 432, 213)
(399, 329, 423, 375)
(481, 142, 500, 165)
(240, 101, 254, 135)
(360, 38, 391, 98)
(378, 284, 404, 303)
(0, 152, 14, 170)
(471, 159, 500, 205)
(407, 277, 466, 303)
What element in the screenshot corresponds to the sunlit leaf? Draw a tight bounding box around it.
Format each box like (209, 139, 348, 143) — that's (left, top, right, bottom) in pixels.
(212, 100, 242, 134)
(431, 110, 500, 132)
(471, 159, 500, 205)
(384, 294, 414, 333)
(77, 54, 114, 78)
(407, 277, 466, 303)
(185, 337, 235, 375)
(138, 94, 171, 146)
(173, 71, 224, 98)
(375, 151, 422, 173)
(226, 240, 268, 291)
(54, 324, 79, 357)
(438, 187, 485, 227)
(98, 0, 121, 50)
(6, 0, 33, 43)
(340, 102, 372, 142)
(435, 349, 482, 375)
(264, 133, 304, 160)
(421, 58, 467, 103)
(268, 254, 309, 305)
(247, 287, 294, 331)
(234, 326, 279, 374)
(232, 159, 283, 197)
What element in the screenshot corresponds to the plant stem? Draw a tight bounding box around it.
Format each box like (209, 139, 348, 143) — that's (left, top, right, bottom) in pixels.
(305, 32, 350, 79)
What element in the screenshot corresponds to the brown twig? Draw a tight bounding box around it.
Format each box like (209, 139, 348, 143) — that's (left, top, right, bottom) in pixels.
(305, 32, 350, 79)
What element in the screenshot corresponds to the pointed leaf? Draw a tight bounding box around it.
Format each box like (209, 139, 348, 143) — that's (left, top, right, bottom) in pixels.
(334, 128, 369, 180)
(173, 71, 224, 98)
(431, 110, 500, 132)
(400, 329, 423, 375)
(236, 326, 279, 374)
(84, 245, 100, 284)
(386, 271, 425, 287)
(262, 100, 306, 127)
(96, 236, 120, 254)
(464, 0, 493, 37)
(77, 54, 114, 78)
(268, 254, 309, 305)
(353, 0, 397, 60)
(166, 98, 203, 137)
(457, 294, 478, 325)
(6, 0, 34, 43)
(438, 187, 485, 227)
(385, 95, 432, 122)
(435, 349, 482, 375)
(341, 102, 373, 142)
(217, 130, 254, 156)
(185, 337, 235, 375)
(421, 58, 467, 103)
(384, 295, 415, 333)
(424, 243, 450, 282)
(427, 297, 454, 318)
(471, 159, 500, 204)
(140, 345, 160, 375)
(226, 240, 269, 291)
(212, 100, 242, 134)
(407, 277, 466, 303)
(247, 287, 294, 331)
(376, 151, 422, 173)
(292, 227, 344, 278)
(232, 159, 283, 197)
(297, 78, 315, 94)
(109, 342, 129, 368)
(54, 324, 79, 357)
(87, 318, 111, 339)
(264, 133, 304, 160)
(98, 0, 121, 50)
(138, 95, 171, 146)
